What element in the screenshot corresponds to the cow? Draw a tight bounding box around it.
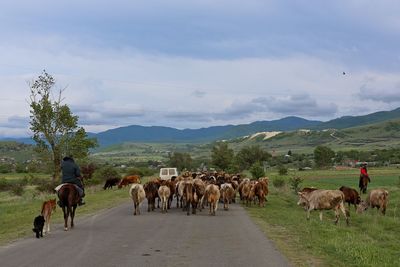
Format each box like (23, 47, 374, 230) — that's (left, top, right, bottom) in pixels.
(299, 187, 318, 194)
(193, 178, 206, 211)
(254, 180, 268, 207)
(204, 184, 220, 216)
(357, 189, 389, 215)
(241, 180, 253, 205)
(158, 185, 171, 213)
(339, 186, 361, 210)
(143, 180, 159, 212)
(129, 183, 146, 215)
(183, 181, 197, 215)
(220, 183, 236, 210)
(103, 178, 121, 190)
(176, 180, 185, 208)
(165, 179, 176, 209)
(297, 189, 349, 225)
(118, 175, 141, 189)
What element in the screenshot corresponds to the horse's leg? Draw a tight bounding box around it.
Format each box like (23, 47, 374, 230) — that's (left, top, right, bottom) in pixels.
(47, 214, 51, 233)
(63, 206, 69, 231)
(71, 205, 76, 228)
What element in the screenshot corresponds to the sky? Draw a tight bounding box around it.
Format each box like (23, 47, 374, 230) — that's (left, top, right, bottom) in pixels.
(1, 0, 400, 137)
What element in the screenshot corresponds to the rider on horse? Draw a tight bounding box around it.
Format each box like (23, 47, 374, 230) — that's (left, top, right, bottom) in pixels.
(359, 162, 370, 189)
(58, 156, 85, 206)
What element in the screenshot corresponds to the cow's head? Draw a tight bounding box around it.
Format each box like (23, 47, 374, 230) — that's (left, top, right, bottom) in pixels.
(355, 195, 361, 205)
(356, 200, 368, 214)
(297, 192, 310, 210)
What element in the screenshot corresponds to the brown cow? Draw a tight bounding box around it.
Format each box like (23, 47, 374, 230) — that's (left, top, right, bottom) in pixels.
(220, 183, 235, 210)
(183, 181, 197, 215)
(339, 186, 361, 210)
(357, 189, 389, 215)
(204, 184, 220, 216)
(118, 175, 141, 188)
(297, 189, 349, 225)
(254, 181, 268, 207)
(143, 180, 159, 212)
(165, 179, 176, 209)
(193, 178, 206, 211)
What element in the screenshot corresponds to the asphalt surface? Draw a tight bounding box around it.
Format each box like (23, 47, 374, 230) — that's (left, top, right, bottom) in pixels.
(0, 200, 290, 267)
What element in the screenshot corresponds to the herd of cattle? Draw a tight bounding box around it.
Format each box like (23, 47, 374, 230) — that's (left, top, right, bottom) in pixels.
(104, 172, 268, 216)
(297, 185, 389, 225)
(103, 172, 389, 224)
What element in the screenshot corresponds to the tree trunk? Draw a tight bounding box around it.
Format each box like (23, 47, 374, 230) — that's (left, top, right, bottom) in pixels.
(52, 152, 61, 183)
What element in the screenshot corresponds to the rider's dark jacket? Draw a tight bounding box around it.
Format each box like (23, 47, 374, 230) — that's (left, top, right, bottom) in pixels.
(61, 157, 83, 188)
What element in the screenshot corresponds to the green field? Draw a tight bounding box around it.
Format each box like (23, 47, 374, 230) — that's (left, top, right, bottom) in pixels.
(246, 168, 400, 266)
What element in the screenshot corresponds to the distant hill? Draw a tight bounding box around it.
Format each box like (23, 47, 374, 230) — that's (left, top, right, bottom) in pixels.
(231, 119, 400, 153)
(1, 107, 400, 147)
(0, 137, 35, 145)
(93, 108, 400, 146)
(315, 107, 400, 129)
(93, 116, 321, 146)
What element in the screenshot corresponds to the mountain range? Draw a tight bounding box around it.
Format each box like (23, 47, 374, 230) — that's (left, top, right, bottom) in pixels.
(2, 107, 400, 147)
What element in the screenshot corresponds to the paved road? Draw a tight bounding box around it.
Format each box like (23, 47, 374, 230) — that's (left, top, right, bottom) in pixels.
(0, 201, 290, 267)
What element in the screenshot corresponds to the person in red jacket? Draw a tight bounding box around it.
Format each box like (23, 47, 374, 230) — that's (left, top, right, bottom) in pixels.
(359, 163, 370, 190)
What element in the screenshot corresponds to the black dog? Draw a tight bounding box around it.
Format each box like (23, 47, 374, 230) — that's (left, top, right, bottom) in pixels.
(32, 215, 45, 238)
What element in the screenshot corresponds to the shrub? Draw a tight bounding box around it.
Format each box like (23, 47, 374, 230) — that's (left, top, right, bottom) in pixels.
(35, 180, 58, 193)
(11, 183, 25, 196)
(250, 162, 265, 179)
(126, 167, 155, 177)
(0, 178, 12, 191)
(289, 175, 303, 194)
(26, 174, 43, 185)
(273, 177, 286, 188)
(278, 164, 288, 175)
(92, 166, 120, 183)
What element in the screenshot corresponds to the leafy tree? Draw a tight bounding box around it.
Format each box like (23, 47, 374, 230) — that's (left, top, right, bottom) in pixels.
(249, 162, 265, 179)
(314, 145, 335, 167)
(29, 71, 97, 182)
(168, 152, 193, 171)
(235, 145, 271, 171)
(211, 142, 234, 171)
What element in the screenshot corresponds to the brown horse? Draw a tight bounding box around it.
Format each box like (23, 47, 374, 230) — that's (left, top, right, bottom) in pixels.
(359, 175, 370, 194)
(58, 184, 80, 231)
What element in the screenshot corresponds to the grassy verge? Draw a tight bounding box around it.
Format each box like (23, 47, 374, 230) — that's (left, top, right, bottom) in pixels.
(246, 168, 400, 266)
(0, 183, 134, 245)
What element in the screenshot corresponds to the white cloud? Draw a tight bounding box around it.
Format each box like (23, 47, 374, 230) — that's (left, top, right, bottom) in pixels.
(1, 1, 400, 137)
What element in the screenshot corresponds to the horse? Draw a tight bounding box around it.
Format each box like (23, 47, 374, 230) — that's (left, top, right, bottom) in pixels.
(41, 198, 56, 234)
(359, 175, 370, 194)
(57, 184, 80, 231)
